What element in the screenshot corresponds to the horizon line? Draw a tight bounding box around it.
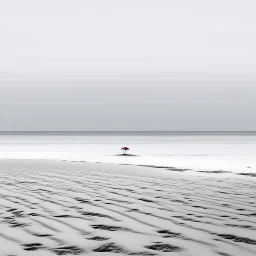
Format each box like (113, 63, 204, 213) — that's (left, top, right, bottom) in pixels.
(0, 131, 256, 133)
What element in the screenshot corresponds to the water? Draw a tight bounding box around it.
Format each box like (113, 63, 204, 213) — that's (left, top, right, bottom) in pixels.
(0, 132, 256, 173)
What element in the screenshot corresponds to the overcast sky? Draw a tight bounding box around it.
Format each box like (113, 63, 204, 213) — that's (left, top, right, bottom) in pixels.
(0, 0, 255, 131)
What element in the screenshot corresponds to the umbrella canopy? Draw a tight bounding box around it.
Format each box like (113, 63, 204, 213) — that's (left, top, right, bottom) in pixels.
(121, 147, 130, 150)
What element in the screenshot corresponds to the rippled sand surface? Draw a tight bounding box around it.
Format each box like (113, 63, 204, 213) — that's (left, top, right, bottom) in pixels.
(0, 160, 256, 256)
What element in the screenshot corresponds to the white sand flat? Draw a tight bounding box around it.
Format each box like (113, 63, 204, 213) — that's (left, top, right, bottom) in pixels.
(0, 160, 256, 256)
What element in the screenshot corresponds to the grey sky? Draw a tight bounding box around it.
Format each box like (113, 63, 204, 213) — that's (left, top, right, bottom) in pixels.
(0, 0, 256, 131)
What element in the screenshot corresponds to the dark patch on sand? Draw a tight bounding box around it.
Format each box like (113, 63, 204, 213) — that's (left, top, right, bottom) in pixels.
(192, 205, 208, 209)
(81, 211, 116, 220)
(32, 233, 52, 237)
(6, 208, 17, 212)
(129, 253, 156, 256)
(157, 230, 181, 238)
(238, 173, 256, 177)
(75, 197, 93, 205)
(91, 224, 130, 232)
(145, 243, 182, 252)
(224, 224, 253, 229)
(51, 246, 85, 255)
(116, 154, 138, 157)
(93, 243, 125, 253)
(137, 165, 170, 169)
(138, 198, 154, 203)
(217, 234, 256, 245)
(28, 212, 40, 216)
(88, 236, 110, 241)
(236, 208, 246, 211)
(217, 252, 233, 256)
(167, 168, 190, 172)
(23, 243, 44, 251)
(3, 216, 28, 228)
(199, 170, 231, 174)
(54, 215, 73, 218)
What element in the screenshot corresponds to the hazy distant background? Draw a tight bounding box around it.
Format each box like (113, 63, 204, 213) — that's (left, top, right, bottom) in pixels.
(0, 0, 255, 131)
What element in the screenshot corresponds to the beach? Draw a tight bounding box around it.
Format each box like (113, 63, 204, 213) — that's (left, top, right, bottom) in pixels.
(0, 159, 255, 256)
(1, 132, 256, 174)
(1, 0, 256, 254)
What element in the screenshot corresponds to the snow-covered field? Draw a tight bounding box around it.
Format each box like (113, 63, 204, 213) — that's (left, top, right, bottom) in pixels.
(0, 160, 256, 256)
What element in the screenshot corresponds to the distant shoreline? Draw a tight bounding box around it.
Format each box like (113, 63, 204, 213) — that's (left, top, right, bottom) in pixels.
(0, 131, 256, 136)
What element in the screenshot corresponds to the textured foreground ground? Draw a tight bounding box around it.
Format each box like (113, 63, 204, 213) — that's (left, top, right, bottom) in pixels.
(0, 160, 256, 256)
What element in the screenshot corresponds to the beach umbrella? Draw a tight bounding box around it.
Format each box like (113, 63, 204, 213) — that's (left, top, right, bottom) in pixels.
(121, 147, 130, 155)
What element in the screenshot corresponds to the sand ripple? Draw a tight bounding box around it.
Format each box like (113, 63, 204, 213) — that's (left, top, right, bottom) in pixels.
(0, 160, 256, 256)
